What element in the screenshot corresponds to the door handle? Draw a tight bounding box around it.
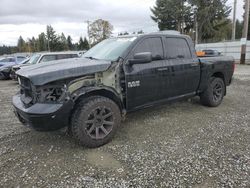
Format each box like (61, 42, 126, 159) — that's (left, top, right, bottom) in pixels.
(157, 67, 169, 71)
(191, 62, 199, 67)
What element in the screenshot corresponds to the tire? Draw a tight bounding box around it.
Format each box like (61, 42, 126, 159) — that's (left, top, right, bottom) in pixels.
(71, 96, 121, 148)
(0, 72, 9, 80)
(200, 77, 225, 107)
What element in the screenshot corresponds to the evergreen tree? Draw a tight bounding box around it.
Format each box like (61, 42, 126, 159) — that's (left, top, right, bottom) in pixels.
(78, 37, 85, 50)
(60, 33, 69, 50)
(67, 35, 73, 50)
(46, 25, 60, 51)
(151, 0, 193, 33)
(38, 32, 47, 51)
(82, 37, 89, 50)
(235, 20, 243, 40)
(137, 30, 144, 34)
(17, 36, 26, 52)
(188, 0, 231, 42)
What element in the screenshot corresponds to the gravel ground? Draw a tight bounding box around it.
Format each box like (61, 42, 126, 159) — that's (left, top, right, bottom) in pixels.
(0, 65, 249, 187)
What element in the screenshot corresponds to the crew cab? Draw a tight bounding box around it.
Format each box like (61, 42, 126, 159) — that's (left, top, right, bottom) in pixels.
(12, 31, 235, 148)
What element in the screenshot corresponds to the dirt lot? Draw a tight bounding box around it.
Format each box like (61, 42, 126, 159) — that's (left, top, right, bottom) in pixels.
(0, 65, 249, 187)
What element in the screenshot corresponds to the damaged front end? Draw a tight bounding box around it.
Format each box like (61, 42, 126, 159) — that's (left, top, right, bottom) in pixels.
(12, 60, 125, 131)
(13, 76, 74, 131)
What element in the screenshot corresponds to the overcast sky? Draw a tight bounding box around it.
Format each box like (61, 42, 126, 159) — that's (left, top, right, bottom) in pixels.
(0, 0, 244, 46)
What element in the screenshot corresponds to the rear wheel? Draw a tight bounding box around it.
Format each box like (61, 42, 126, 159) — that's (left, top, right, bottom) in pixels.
(200, 77, 225, 107)
(71, 96, 121, 148)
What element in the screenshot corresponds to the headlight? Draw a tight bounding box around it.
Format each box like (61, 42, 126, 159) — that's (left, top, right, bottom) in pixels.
(18, 77, 21, 85)
(36, 84, 68, 103)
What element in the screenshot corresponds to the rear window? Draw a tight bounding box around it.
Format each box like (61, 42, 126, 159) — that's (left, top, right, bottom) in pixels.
(165, 38, 192, 59)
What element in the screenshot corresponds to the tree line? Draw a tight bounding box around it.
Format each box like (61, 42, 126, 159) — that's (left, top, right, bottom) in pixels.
(151, 0, 245, 43)
(0, 25, 90, 55)
(17, 25, 89, 53)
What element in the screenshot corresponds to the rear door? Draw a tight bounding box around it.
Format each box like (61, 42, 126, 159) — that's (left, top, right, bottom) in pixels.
(163, 37, 200, 97)
(124, 37, 169, 110)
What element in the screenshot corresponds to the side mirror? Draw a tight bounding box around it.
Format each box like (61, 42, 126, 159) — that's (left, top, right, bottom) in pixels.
(129, 52, 152, 65)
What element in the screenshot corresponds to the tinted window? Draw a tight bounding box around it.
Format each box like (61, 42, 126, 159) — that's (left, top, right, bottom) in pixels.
(40, 55, 56, 63)
(17, 56, 26, 62)
(165, 38, 192, 59)
(134, 37, 163, 59)
(7, 58, 15, 62)
(71, 54, 79, 58)
(57, 54, 71, 60)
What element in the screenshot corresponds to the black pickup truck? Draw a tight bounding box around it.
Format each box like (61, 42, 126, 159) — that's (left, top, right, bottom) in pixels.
(12, 32, 235, 148)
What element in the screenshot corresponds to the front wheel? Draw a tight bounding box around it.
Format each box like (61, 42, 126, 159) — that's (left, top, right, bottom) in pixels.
(200, 77, 225, 107)
(71, 96, 121, 148)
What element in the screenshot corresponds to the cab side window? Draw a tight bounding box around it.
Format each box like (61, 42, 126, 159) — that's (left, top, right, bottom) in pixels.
(40, 55, 56, 63)
(57, 54, 70, 60)
(71, 54, 79, 58)
(165, 38, 192, 59)
(17, 56, 26, 62)
(133, 37, 164, 60)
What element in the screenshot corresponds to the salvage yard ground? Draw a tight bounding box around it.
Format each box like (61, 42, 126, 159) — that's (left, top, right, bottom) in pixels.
(0, 65, 249, 187)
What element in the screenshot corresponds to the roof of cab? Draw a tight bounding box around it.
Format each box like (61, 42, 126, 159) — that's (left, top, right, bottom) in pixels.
(33, 51, 80, 56)
(116, 30, 187, 39)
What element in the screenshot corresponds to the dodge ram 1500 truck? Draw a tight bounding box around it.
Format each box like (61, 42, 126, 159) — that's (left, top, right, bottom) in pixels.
(12, 31, 235, 148)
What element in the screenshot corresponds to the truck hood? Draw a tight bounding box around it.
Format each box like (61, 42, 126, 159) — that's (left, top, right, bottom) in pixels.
(17, 58, 111, 86)
(13, 63, 30, 69)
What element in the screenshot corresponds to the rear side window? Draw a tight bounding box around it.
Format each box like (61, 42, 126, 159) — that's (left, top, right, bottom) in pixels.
(71, 54, 79, 58)
(57, 54, 71, 60)
(57, 54, 79, 60)
(165, 38, 192, 59)
(40, 55, 56, 63)
(7, 58, 15, 62)
(17, 56, 26, 62)
(133, 37, 164, 59)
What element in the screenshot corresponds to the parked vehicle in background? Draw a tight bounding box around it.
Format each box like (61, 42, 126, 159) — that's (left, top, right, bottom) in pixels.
(13, 32, 235, 148)
(0, 56, 27, 79)
(11, 52, 80, 80)
(196, 49, 222, 57)
(9, 58, 30, 80)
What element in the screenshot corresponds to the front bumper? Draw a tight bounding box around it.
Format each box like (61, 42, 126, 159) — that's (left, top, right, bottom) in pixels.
(0, 69, 10, 79)
(12, 95, 74, 131)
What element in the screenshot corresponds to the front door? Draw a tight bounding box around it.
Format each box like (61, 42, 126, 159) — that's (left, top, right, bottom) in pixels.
(124, 37, 169, 111)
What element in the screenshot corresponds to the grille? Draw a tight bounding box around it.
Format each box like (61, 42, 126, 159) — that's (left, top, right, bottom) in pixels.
(19, 77, 33, 106)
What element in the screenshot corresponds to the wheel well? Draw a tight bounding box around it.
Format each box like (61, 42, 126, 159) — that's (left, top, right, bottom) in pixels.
(212, 72, 226, 95)
(74, 89, 124, 111)
(212, 72, 225, 82)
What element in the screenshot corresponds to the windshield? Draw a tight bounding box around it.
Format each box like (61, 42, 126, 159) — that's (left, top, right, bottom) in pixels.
(83, 37, 137, 61)
(27, 54, 41, 64)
